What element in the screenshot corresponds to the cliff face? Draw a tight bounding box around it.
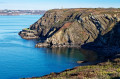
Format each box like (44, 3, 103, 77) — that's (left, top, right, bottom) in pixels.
(19, 8, 120, 48)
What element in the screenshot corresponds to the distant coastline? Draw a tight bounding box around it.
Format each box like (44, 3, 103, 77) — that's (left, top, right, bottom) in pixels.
(0, 10, 46, 15)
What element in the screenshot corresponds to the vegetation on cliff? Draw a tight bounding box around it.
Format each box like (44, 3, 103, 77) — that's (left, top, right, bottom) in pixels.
(19, 8, 120, 48)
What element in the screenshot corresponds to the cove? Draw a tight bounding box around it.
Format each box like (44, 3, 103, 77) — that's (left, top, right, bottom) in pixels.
(0, 15, 97, 79)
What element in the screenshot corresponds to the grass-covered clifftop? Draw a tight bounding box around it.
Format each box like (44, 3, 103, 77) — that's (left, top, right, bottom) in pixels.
(19, 8, 120, 48)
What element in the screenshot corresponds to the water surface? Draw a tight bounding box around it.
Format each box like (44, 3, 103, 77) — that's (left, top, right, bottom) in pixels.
(0, 15, 97, 79)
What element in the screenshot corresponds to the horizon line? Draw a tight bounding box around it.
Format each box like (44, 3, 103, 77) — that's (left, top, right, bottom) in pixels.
(0, 7, 120, 10)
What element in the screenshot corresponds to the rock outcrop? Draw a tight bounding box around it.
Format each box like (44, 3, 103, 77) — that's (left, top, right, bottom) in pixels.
(19, 8, 120, 48)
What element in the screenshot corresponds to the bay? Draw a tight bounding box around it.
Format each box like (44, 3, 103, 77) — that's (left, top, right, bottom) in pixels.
(0, 15, 97, 79)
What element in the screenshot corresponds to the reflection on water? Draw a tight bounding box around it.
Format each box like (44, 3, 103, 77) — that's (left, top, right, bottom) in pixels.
(44, 48, 98, 62)
(79, 49, 98, 62)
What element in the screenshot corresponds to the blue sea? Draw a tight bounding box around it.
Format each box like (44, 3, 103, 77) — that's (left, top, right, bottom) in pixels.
(0, 15, 97, 79)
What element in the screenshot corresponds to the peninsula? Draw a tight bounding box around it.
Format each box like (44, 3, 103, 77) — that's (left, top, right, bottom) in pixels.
(19, 8, 120, 48)
(0, 10, 46, 15)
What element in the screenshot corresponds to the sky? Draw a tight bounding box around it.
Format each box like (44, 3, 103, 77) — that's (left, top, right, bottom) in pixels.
(0, 0, 120, 10)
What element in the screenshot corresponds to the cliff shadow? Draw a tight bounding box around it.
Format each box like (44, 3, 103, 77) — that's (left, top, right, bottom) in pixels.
(81, 21, 120, 60)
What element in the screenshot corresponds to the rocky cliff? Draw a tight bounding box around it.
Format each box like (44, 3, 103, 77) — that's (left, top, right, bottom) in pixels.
(19, 8, 120, 48)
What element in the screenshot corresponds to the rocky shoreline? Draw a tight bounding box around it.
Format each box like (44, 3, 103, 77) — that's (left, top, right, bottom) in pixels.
(35, 43, 81, 48)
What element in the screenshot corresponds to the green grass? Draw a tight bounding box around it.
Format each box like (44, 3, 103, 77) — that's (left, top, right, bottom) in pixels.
(23, 28, 30, 31)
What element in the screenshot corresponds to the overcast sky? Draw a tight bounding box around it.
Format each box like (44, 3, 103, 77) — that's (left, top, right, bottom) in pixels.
(0, 0, 120, 10)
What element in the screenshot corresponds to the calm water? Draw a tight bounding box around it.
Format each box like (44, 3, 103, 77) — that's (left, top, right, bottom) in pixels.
(0, 15, 97, 79)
